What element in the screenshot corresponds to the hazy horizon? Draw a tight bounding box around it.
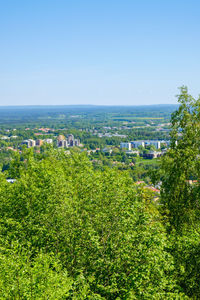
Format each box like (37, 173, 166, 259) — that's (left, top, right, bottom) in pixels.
(0, 103, 179, 108)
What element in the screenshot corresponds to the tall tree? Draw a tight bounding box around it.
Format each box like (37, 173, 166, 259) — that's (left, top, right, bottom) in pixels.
(161, 86, 200, 231)
(160, 86, 200, 298)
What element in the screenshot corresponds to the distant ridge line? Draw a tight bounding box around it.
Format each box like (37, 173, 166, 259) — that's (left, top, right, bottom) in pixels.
(0, 104, 178, 109)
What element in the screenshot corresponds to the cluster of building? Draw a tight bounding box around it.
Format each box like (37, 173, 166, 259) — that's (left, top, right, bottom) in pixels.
(57, 134, 80, 148)
(22, 139, 53, 148)
(22, 134, 81, 149)
(1, 135, 18, 140)
(119, 140, 171, 159)
(120, 140, 170, 151)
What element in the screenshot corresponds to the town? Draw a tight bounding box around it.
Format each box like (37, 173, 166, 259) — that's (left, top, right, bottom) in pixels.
(0, 105, 176, 186)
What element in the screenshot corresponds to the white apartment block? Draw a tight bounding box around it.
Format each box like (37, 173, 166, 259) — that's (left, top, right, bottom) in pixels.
(29, 139, 36, 147)
(131, 141, 145, 148)
(145, 141, 161, 149)
(120, 142, 131, 150)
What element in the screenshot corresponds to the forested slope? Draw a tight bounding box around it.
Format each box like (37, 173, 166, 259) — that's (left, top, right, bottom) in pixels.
(0, 150, 182, 299)
(0, 87, 199, 299)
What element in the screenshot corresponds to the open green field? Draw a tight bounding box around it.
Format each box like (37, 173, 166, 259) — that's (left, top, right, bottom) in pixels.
(112, 117, 164, 120)
(135, 156, 161, 166)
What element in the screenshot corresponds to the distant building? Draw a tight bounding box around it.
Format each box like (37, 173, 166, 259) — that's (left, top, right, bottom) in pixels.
(22, 138, 53, 148)
(22, 140, 31, 148)
(74, 139, 80, 146)
(57, 139, 69, 148)
(67, 135, 80, 147)
(103, 147, 113, 154)
(44, 138, 53, 144)
(120, 142, 131, 151)
(67, 134, 74, 146)
(145, 140, 161, 149)
(29, 139, 36, 147)
(57, 135, 65, 142)
(36, 139, 43, 147)
(131, 141, 145, 148)
(57, 134, 80, 148)
(126, 150, 139, 156)
(143, 151, 162, 159)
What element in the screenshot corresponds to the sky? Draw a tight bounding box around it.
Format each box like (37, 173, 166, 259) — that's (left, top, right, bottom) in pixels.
(0, 0, 200, 106)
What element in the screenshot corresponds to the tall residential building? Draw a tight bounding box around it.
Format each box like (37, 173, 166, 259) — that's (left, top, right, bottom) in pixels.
(67, 134, 75, 146)
(74, 139, 80, 146)
(22, 140, 31, 148)
(29, 139, 36, 147)
(57, 134, 80, 148)
(36, 139, 43, 147)
(57, 135, 65, 141)
(57, 139, 69, 148)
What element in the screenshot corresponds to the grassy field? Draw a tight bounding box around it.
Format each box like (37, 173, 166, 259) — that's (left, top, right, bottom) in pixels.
(112, 117, 164, 120)
(135, 157, 161, 166)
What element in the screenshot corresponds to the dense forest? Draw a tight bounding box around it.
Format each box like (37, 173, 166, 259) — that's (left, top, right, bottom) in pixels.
(0, 88, 199, 298)
(0, 105, 176, 128)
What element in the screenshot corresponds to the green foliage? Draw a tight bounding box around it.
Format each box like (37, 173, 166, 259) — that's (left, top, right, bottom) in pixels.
(161, 86, 200, 230)
(0, 149, 183, 298)
(0, 248, 73, 299)
(169, 230, 200, 299)
(160, 86, 200, 298)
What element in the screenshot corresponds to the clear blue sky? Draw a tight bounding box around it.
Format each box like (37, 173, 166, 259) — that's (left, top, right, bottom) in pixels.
(0, 0, 200, 105)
